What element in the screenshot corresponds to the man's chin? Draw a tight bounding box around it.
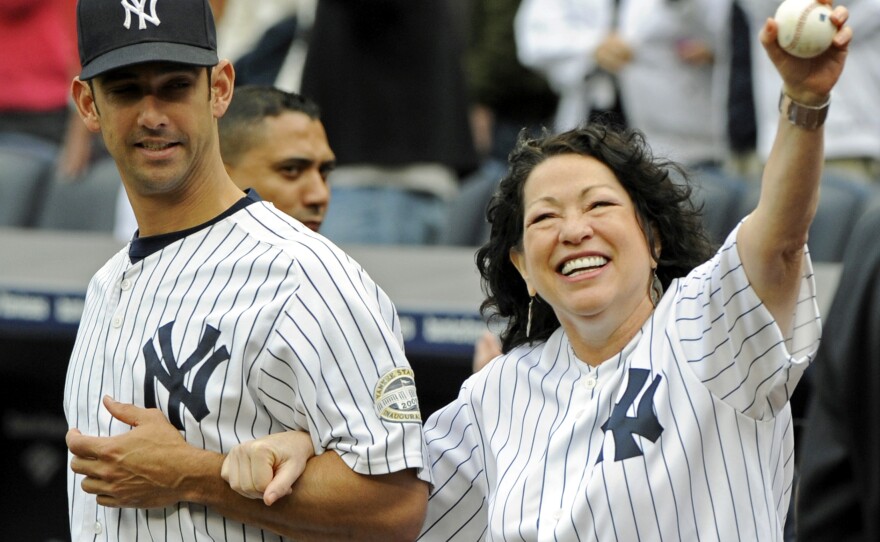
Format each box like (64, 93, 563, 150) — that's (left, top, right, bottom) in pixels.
(302, 221, 322, 233)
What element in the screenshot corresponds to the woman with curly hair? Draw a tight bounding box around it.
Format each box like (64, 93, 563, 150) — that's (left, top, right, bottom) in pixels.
(217, 4, 852, 540)
(418, 5, 851, 539)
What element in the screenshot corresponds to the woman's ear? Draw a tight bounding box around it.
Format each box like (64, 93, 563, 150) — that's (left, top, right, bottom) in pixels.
(509, 247, 537, 297)
(653, 229, 662, 263)
(648, 223, 662, 264)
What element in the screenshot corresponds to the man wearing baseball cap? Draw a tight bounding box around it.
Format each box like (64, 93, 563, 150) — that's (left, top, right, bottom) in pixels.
(63, 0, 431, 540)
(76, 0, 219, 80)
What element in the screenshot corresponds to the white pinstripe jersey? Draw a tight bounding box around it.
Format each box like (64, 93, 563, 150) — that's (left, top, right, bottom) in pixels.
(419, 226, 821, 541)
(64, 196, 430, 541)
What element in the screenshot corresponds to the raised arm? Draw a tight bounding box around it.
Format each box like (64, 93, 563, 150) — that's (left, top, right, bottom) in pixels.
(736, 1, 851, 333)
(67, 397, 428, 542)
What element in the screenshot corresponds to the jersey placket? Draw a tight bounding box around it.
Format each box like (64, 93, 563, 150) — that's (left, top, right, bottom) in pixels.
(538, 351, 620, 540)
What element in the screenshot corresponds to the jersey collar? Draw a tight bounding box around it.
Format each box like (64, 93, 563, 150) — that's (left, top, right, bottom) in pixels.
(128, 189, 262, 264)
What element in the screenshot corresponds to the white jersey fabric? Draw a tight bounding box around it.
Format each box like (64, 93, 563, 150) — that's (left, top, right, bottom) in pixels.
(419, 224, 820, 541)
(64, 196, 430, 541)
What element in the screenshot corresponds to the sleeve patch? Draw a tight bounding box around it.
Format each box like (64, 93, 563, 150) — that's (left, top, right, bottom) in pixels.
(373, 367, 422, 423)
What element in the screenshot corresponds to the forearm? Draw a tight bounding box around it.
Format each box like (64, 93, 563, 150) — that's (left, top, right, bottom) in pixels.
(739, 101, 824, 332)
(736, 5, 850, 329)
(70, 399, 428, 541)
(190, 449, 428, 541)
(755, 97, 825, 250)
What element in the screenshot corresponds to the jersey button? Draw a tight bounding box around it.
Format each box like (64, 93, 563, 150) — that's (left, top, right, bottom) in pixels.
(94, 521, 103, 534)
(552, 509, 563, 522)
(584, 376, 598, 390)
(111, 315, 122, 328)
(574, 409, 584, 419)
(120, 279, 132, 291)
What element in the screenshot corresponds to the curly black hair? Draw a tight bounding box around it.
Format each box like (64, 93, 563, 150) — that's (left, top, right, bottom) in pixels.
(476, 123, 715, 353)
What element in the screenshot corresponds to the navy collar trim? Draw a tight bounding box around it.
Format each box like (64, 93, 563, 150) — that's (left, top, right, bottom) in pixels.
(128, 189, 261, 264)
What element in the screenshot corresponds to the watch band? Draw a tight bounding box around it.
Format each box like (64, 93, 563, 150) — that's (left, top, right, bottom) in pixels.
(778, 91, 830, 130)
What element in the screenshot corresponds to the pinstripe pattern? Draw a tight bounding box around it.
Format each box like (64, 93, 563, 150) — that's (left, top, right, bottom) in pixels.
(419, 225, 820, 541)
(64, 200, 430, 541)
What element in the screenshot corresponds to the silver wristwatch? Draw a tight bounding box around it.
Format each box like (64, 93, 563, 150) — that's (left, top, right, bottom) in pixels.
(778, 91, 830, 131)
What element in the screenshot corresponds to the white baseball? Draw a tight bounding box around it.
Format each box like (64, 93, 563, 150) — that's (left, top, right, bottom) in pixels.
(775, 0, 837, 58)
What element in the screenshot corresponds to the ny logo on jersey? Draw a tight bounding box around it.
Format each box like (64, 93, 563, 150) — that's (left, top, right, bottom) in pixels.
(143, 322, 230, 430)
(121, 0, 160, 30)
(598, 368, 664, 462)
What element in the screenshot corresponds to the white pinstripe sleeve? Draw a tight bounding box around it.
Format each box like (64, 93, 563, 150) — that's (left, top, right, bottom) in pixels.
(675, 222, 821, 419)
(256, 239, 429, 479)
(418, 378, 489, 541)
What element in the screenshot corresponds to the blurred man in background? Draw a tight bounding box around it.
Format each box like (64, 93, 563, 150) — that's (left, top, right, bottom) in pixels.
(219, 85, 335, 233)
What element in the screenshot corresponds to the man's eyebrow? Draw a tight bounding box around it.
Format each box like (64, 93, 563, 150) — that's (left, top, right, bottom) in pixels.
(278, 157, 312, 166)
(99, 65, 201, 84)
(99, 72, 137, 84)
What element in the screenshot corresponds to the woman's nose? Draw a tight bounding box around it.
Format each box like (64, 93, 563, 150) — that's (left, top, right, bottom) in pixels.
(558, 213, 594, 244)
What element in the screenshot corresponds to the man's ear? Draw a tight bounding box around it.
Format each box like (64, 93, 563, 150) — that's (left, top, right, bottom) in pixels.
(210, 60, 235, 118)
(71, 77, 102, 133)
(509, 247, 537, 297)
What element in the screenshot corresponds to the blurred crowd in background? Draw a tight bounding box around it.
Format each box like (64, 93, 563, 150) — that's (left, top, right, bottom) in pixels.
(2, 0, 879, 251)
(3, 2, 880, 540)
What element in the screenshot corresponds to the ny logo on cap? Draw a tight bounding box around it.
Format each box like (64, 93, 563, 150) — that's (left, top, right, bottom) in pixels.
(122, 0, 160, 30)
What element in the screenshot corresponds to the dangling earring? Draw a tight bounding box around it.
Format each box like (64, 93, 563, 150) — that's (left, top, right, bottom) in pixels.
(526, 296, 534, 338)
(649, 270, 663, 307)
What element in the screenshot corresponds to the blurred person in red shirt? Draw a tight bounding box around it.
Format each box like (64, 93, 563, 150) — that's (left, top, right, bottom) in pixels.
(0, 0, 95, 225)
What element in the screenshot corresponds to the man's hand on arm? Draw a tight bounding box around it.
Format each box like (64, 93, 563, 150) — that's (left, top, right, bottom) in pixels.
(67, 396, 429, 541)
(218, 430, 429, 541)
(66, 395, 216, 509)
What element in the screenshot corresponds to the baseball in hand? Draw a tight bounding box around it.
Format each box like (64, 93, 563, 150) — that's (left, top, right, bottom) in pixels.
(774, 0, 836, 58)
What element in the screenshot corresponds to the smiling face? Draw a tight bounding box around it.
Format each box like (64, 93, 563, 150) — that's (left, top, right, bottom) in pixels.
(225, 111, 336, 232)
(509, 153, 657, 352)
(74, 62, 230, 198)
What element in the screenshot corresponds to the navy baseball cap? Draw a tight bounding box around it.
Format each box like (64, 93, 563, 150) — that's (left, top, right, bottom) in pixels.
(77, 0, 219, 80)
